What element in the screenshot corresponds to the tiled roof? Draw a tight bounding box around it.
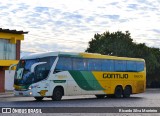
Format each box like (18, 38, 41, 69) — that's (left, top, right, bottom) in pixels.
(0, 28, 28, 34)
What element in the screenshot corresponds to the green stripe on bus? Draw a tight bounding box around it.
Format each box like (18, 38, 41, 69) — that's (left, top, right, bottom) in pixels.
(81, 71, 104, 90)
(69, 71, 94, 90)
(69, 71, 104, 91)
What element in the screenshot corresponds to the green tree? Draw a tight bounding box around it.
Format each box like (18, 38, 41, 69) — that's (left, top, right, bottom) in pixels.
(86, 31, 134, 56)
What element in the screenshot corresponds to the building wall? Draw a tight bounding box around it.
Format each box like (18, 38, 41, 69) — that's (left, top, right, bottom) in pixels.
(4, 39, 20, 90)
(5, 70, 15, 91)
(0, 30, 26, 93)
(2, 41, 21, 91)
(0, 40, 21, 92)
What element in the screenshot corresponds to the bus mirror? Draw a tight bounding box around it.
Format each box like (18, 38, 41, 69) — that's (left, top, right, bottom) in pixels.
(9, 64, 17, 73)
(31, 62, 47, 73)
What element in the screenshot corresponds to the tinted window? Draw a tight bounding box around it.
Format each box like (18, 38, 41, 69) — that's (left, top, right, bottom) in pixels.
(14, 56, 55, 85)
(56, 57, 72, 70)
(0, 39, 16, 60)
(101, 60, 114, 71)
(127, 61, 137, 71)
(137, 62, 144, 72)
(73, 58, 88, 70)
(115, 60, 126, 72)
(39, 57, 55, 70)
(35, 56, 56, 81)
(88, 59, 101, 71)
(24, 59, 38, 71)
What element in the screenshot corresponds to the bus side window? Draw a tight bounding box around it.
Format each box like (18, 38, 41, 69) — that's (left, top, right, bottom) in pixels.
(73, 58, 87, 71)
(101, 60, 114, 71)
(114, 60, 126, 72)
(127, 61, 137, 72)
(136, 62, 144, 72)
(88, 59, 101, 71)
(55, 57, 72, 72)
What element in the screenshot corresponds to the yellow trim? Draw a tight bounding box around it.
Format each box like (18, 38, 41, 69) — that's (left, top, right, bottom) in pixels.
(0, 32, 24, 44)
(10, 37, 17, 44)
(0, 60, 19, 66)
(80, 53, 145, 61)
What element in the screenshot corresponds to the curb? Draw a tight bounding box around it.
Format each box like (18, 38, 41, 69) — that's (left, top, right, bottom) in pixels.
(0, 94, 14, 98)
(0, 91, 14, 97)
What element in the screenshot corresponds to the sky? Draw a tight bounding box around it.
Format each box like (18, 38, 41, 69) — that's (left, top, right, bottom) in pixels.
(0, 0, 160, 54)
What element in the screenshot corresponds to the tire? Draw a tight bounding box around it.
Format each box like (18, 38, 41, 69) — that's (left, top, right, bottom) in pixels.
(34, 97, 44, 101)
(123, 86, 131, 98)
(95, 95, 106, 99)
(114, 86, 123, 98)
(52, 87, 63, 101)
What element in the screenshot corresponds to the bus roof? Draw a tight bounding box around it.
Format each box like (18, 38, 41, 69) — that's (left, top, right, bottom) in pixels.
(21, 52, 145, 62)
(21, 52, 78, 59)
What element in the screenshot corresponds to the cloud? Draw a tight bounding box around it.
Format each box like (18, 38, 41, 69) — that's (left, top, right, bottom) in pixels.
(127, 4, 139, 10)
(0, 0, 160, 53)
(152, 29, 160, 34)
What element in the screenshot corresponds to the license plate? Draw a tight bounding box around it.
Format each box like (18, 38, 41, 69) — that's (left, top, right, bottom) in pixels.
(19, 92, 23, 95)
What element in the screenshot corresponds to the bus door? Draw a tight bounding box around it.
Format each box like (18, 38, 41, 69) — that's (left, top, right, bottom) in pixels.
(33, 63, 51, 97)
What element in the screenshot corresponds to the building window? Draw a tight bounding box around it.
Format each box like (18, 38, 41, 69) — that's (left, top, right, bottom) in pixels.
(0, 39, 16, 60)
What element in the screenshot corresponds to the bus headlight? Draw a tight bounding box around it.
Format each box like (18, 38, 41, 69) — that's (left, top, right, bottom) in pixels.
(29, 92, 32, 95)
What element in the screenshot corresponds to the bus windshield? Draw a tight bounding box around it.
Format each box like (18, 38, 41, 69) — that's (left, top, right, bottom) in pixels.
(14, 56, 56, 85)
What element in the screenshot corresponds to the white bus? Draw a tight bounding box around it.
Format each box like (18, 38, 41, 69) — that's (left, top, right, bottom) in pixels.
(13, 52, 146, 101)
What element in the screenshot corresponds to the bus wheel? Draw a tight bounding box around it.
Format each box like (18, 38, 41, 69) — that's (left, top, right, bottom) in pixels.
(95, 95, 106, 99)
(52, 87, 63, 101)
(114, 86, 123, 98)
(123, 86, 131, 98)
(34, 97, 44, 101)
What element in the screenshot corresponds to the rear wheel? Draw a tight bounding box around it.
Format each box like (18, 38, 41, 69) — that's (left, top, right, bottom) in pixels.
(95, 95, 106, 99)
(114, 86, 123, 98)
(123, 86, 131, 98)
(52, 87, 63, 101)
(34, 97, 44, 101)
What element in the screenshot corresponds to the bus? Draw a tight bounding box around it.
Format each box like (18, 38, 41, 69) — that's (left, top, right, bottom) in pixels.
(13, 52, 146, 101)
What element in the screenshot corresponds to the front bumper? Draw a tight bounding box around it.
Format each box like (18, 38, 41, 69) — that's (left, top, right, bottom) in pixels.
(14, 90, 33, 97)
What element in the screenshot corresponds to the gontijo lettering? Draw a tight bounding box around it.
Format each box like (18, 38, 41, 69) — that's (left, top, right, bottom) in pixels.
(103, 73, 128, 79)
